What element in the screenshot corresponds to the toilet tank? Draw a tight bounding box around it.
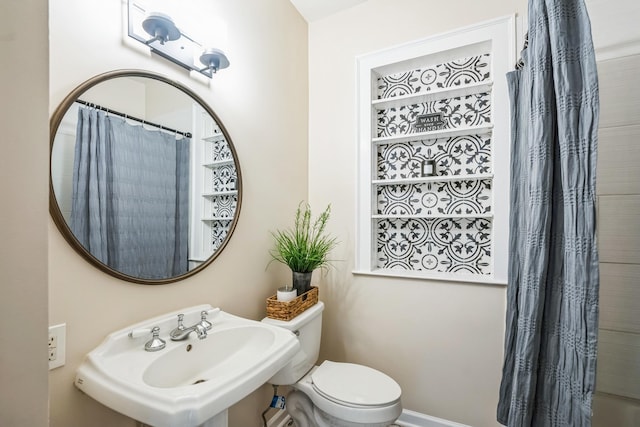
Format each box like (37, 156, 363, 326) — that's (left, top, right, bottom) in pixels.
(261, 301, 324, 385)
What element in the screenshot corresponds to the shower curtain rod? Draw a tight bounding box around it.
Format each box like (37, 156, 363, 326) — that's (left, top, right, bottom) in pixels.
(75, 99, 192, 138)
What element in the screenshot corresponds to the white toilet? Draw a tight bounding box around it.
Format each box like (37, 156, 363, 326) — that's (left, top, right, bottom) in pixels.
(262, 301, 402, 427)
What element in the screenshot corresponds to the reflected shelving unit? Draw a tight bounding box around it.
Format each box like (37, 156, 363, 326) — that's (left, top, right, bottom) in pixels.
(190, 109, 238, 266)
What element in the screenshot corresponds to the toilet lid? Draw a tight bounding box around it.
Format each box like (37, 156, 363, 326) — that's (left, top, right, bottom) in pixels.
(311, 361, 401, 406)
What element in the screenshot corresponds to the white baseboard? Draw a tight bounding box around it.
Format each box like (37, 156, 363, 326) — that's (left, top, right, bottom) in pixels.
(267, 408, 471, 427)
(396, 409, 471, 427)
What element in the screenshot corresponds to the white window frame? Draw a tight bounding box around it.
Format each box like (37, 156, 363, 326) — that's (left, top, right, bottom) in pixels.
(355, 15, 516, 285)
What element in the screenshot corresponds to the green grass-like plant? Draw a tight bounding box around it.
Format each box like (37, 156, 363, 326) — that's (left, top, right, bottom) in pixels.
(270, 202, 338, 273)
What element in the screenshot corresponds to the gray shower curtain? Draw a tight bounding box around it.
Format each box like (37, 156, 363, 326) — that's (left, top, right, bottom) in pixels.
(497, 0, 600, 426)
(70, 107, 190, 279)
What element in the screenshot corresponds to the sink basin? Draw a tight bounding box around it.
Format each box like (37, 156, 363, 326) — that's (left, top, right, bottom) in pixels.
(143, 326, 277, 388)
(75, 305, 300, 427)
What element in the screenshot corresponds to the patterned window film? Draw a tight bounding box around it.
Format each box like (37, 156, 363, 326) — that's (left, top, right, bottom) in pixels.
(376, 54, 491, 99)
(374, 53, 494, 276)
(357, 17, 514, 283)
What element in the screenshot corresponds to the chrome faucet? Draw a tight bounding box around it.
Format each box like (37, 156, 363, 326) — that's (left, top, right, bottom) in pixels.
(128, 326, 166, 352)
(198, 310, 214, 331)
(169, 313, 208, 341)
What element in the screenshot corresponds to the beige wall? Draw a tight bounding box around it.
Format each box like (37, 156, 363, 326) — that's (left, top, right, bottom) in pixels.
(48, 1, 308, 426)
(308, 1, 526, 426)
(0, 1, 50, 426)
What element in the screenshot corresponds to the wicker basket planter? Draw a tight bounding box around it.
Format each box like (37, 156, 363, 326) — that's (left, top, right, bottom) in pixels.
(266, 286, 319, 321)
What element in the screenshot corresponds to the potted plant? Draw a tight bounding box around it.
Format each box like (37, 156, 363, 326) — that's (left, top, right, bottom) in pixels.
(270, 202, 338, 297)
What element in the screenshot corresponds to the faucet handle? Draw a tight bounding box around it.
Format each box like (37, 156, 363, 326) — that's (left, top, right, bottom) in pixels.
(128, 327, 153, 339)
(144, 326, 166, 352)
(128, 326, 166, 352)
(199, 310, 213, 330)
(176, 313, 186, 330)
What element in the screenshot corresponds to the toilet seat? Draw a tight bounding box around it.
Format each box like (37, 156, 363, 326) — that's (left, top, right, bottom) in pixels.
(293, 361, 402, 425)
(311, 361, 401, 407)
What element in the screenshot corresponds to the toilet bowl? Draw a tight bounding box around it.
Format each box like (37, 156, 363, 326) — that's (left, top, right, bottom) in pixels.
(291, 361, 402, 426)
(262, 302, 402, 427)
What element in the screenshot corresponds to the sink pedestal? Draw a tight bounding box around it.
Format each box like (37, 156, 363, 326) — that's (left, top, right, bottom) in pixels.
(138, 409, 227, 427)
(200, 410, 227, 427)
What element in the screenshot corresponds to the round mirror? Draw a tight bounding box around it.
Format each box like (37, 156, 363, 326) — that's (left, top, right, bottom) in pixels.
(50, 70, 242, 284)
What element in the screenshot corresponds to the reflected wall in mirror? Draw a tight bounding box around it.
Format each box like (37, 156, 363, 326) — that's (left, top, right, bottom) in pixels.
(50, 70, 242, 284)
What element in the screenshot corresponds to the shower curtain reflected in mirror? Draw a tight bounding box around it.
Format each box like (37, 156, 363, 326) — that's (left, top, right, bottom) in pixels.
(70, 107, 190, 279)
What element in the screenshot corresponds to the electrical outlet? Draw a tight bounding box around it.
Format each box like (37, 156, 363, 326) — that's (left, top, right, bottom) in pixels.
(48, 323, 66, 370)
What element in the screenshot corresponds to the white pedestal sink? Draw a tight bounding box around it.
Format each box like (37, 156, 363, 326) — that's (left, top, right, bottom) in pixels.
(75, 305, 300, 427)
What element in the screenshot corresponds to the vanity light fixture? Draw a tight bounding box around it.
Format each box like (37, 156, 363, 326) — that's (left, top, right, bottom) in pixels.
(127, 0, 230, 79)
(199, 48, 230, 74)
(142, 12, 181, 45)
